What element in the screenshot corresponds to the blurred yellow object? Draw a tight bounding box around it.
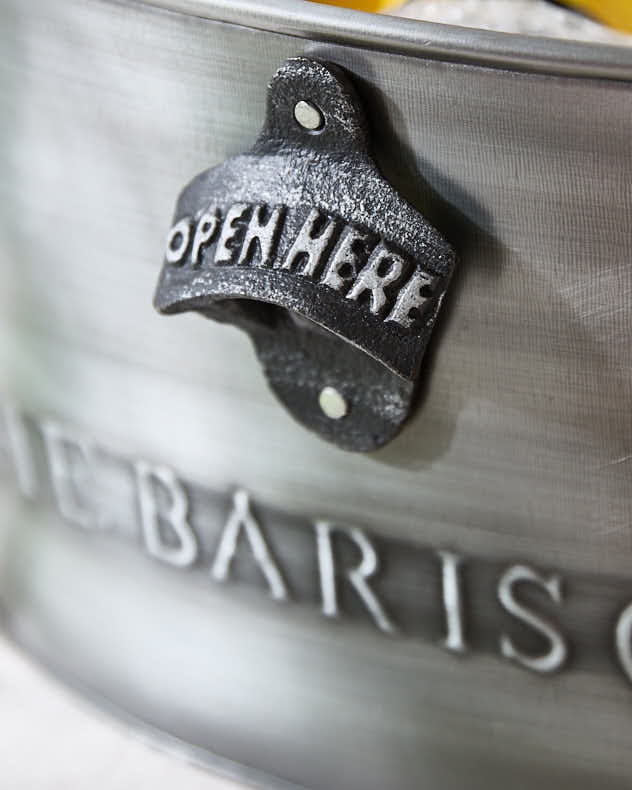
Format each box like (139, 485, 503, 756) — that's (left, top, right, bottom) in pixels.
(309, 0, 397, 10)
(311, 0, 632, 33)
(565, 0, 632, 32)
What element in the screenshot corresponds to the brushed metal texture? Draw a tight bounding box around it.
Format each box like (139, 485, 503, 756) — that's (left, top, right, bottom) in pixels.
(1, 2, 632, 789)
(141, 0, 632, 79)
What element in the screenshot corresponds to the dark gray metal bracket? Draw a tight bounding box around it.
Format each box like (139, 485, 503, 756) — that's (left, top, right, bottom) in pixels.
(154, 58, 456, 451)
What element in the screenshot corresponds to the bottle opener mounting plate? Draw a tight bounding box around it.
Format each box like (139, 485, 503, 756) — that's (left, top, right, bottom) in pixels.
(154, 58, 456, 451)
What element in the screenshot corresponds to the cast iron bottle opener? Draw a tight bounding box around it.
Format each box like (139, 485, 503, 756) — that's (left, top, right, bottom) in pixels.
(154, 58, 456, 451)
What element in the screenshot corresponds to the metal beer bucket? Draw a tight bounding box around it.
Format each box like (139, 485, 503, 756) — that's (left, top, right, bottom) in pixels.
(1, 1, 632, 787)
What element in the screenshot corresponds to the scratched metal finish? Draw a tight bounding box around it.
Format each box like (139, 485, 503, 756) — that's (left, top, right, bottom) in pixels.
(1, 1, 632, 789)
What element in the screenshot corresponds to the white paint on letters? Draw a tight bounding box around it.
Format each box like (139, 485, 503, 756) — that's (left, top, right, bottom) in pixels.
(321, 226, 370, 291)
(135, 461, 198, 568)
(615, 600, 632, 684)
(214, 203, 249, 264)
(498, 564, 567, 673)
(191, 207, 220, 266)
(282, 208, 337, 276)
(211, 489, 288, 601)
(437, 550, 467, 653)
(237, 204, 284, 267)
(346, 242, 405, 314)
(314, 520, 395, 634)
(41, 420, 97, 530)
(3, 404, 37, 499)
(386, 269, 438, 328)
(165, 217, 192, 264)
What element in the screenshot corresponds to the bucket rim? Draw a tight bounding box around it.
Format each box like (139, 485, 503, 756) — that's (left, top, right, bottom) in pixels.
(141, 0, 632, 81)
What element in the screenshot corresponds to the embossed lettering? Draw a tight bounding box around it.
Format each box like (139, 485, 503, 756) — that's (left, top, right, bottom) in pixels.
(282, 208, 337, 276)
(387, 269, 439, 328)
(314, 520, 395, 633)
(237, 204, 285, 267)
(41, 420, 97, 530)
(215, 203, 249, 265)
(191, 207, 220, 266)
(346, 242, 405, 314)
(211, 489, 288, 600)
(20, 405, 632, 688)
(4, 404, 37, 499)
(135, 461, 198, 568)
(321, 226, 371, 292)
(498, 565, 567, 674)
(161, 204, 447, 333)
(165, 217, 192, 264)
(437, 550, 467, 653)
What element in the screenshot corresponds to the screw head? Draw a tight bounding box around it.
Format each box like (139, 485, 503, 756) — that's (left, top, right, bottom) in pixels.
(294, 100, 324, 131)
(319, 386, 348, 420)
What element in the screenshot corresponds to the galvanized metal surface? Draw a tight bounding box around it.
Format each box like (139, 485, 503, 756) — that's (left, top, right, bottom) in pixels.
(1, 1, 632, 789)
(141, 0, 632, 79)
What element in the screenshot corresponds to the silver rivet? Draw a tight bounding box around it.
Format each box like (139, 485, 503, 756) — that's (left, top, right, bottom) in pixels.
(294, 100, 324, 131)
(319, 386, 348, 420)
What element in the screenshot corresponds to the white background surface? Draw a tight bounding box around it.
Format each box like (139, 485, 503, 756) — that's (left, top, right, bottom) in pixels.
(0, 637, 245, 789)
